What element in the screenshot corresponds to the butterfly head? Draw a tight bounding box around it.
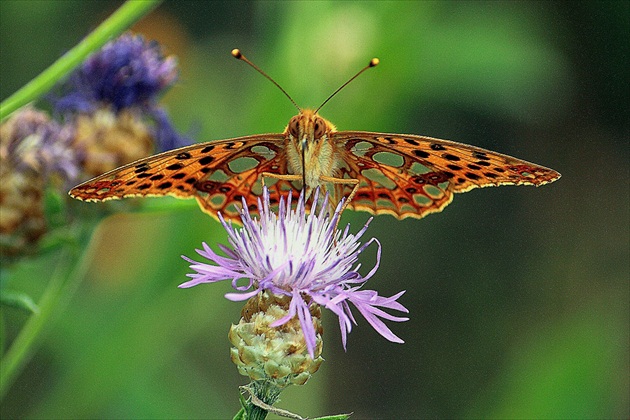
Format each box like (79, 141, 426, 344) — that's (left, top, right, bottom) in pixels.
(284, 109, 337, 188)
(286, 109, 336, 147)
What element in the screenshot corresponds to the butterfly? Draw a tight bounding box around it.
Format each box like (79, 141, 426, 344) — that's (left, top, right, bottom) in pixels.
(69, 50, 561, 222)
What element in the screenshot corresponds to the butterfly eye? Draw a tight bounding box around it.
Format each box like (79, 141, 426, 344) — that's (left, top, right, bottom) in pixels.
(313, 118, 326, 139)
(289, 119, 300, 138)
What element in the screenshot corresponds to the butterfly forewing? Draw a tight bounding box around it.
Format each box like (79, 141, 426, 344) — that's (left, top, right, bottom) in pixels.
(70, 134, 289, 220)
(332, 131, 561, 220)
(70, 112, 560, 222)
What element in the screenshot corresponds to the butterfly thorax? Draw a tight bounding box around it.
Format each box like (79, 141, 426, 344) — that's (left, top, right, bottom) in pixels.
(284, 109, 340, 188)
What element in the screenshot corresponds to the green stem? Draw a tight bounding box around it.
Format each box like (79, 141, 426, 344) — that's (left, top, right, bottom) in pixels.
(0, 0, 162, 121)
(242, 381, 284, 420)
(0, 226, 95, 400)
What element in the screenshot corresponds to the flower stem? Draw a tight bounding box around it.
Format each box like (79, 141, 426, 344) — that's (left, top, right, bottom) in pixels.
(241, 381, 284, 420)
(0, 226, 94, 400)
(0, 0, 162, 121)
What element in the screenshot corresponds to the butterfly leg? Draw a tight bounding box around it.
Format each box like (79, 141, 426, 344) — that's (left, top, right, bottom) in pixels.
(261, 172, 302, 186)
(260, 172, 359, 231)
(260, 171, 307, 199)
(319, 175, 360, 233)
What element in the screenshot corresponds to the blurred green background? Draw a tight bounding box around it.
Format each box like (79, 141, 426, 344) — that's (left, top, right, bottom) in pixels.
(1, 1, 628, 418)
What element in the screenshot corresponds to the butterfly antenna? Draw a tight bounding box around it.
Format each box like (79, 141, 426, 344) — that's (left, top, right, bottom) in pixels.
(232, 49, 301, 112)
(315, 58, 379, 113)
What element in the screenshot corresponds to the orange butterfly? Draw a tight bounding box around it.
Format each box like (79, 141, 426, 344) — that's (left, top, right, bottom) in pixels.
(70, 50, 560, 221)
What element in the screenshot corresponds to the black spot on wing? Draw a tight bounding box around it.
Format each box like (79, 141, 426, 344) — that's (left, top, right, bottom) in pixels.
(414, 150, 430, 158)
(199, 156, 215, 165)
(134, 163, 150, 173)
(166, 163, 184, 170)
(443, 153, 460, 161)
(473, 151, 490, 160)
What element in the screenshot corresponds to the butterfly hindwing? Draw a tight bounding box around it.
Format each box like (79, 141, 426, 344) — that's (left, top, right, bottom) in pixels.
(192, 163, 301, 220)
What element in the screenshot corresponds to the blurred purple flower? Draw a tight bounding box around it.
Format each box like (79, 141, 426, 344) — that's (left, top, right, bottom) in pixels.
(1, 106, 78, 182)
(1, 106, 79, 257)
(51, 33, 190, 152)
(54, 33, 177, 113)
(181, 188, 409, 357)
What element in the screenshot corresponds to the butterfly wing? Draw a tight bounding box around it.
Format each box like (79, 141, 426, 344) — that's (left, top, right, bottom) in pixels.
(69, 134, 297, 221)
(331, 131, 561, 219)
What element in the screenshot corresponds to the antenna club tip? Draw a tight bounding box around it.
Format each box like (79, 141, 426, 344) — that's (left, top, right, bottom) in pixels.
(370, 58, 380, 67)
(231, 49, 242, 59)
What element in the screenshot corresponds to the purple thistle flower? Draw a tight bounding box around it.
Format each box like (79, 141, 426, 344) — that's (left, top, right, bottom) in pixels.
(181, 188, 409, 357)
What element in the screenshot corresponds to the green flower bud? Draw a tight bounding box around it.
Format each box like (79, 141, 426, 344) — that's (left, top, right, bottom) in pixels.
(229, 291, 324, 388)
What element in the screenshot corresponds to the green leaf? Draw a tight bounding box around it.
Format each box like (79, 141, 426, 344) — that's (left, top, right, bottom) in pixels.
(0, 290, 40, 314)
